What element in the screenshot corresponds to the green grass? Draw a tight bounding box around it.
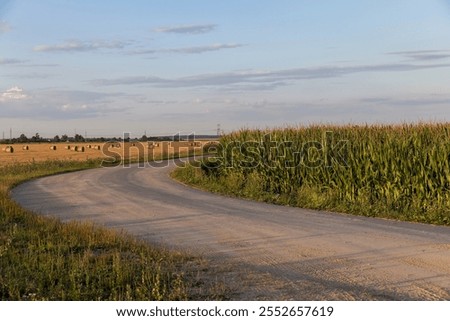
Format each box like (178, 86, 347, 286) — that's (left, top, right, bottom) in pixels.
(173, 124, 450, 226)
(0, 159, 224, 300)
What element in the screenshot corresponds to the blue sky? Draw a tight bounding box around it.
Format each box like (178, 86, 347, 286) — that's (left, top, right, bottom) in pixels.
(1, 0, 450, 137)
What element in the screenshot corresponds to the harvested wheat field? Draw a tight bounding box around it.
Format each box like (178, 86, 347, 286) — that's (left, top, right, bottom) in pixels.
(0, 141, 207, 166)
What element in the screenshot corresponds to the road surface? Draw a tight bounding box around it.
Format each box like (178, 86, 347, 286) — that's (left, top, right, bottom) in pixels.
(11, 160, 450, 300)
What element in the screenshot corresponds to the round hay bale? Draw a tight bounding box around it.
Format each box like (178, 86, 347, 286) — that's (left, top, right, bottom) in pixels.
(65, 145, 71, 150)
(78, 146, 85, 152)
(94, 145, 101, 150)
(22, 145, 29, 150)
(70, 146, 77, 151)
(86, 144, 92, 148)
(3, 146, 14, 153)
(49, 145, 57, 150)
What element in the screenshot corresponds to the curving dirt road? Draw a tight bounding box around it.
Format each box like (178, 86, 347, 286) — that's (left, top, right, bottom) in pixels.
(11, 160, 450, 300)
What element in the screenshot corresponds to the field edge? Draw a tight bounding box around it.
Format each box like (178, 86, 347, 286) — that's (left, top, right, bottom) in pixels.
(1, 159, 228, 300)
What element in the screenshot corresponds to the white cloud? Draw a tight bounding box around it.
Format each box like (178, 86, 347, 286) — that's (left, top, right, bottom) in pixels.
(60, 103, 89, 112)
(0, 21, 10, 34)
(0, 86, 28, 101)
(33, 40, 129, 52)
(153, 24, 217, 34)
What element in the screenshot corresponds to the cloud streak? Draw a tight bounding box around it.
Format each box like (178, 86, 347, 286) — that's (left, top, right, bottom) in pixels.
(361, 95, 450, 107)
(33, 40, 130, 52)
(153, 24, 217, 34)
(133, 43, 244, 56)
(92, 62, 450, 89)
(388, 50, 450, 61)
(0, 58, 25, 65)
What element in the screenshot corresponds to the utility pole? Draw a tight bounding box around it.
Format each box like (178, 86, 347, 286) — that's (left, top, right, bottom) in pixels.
(217, 124, 221, 137)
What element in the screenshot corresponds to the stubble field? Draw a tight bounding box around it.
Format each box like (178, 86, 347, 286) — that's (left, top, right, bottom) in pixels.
(0, 139, 225, 300)
(0, 141, 206, 165)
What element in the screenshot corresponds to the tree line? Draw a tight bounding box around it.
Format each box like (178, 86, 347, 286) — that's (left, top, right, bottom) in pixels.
(1, 133, 88, 144)
(0, 133, 210, 144)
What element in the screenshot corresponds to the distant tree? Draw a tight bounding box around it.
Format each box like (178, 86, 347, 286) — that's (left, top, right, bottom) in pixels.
(140, 134, 148, 142)
(74, 134, 84, 142)
(53, 135, 60, 142)
(31, 133, 40, 142)
(61, 134, 68, 142)
(18, 133, 28, 143)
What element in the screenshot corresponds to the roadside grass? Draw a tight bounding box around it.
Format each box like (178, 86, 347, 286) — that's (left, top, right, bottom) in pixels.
(172, 124, 450, 226)
(1, 157, 225, 300)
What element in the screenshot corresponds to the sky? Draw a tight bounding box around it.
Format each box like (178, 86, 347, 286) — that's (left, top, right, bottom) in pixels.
(1, 0, 450, 138)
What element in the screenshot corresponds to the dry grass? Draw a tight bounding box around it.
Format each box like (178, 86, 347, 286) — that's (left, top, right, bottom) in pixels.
(0, 141, 209, 166)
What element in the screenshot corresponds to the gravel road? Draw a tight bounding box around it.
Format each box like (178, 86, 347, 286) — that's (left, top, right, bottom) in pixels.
(11, 160, 450, 300)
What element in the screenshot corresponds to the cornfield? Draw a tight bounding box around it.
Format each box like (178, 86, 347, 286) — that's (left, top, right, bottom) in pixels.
(202, 123, 450, 225)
